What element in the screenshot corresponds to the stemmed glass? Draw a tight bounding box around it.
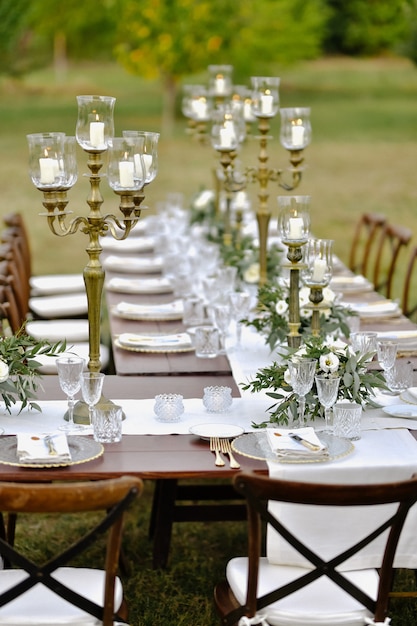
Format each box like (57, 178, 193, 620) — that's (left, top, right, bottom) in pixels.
(229, 291, 251, 349)
(56, 355, 85, 432)
(80, 372, 105, 426)
(377, 340, 398, 389)
(288, 359, 316, 427)
(212, 303, 232, 354)
(315, 375, 341, 431)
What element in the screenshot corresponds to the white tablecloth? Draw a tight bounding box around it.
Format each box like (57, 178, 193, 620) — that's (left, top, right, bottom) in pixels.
(267, 429, 417, 569)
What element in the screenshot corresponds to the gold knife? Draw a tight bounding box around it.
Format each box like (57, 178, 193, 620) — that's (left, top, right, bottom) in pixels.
(288, 433, 322, 452)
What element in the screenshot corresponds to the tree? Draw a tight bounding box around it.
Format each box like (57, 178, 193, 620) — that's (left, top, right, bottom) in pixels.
(0, 0, 32, 76)
(114, 0, 329, 134)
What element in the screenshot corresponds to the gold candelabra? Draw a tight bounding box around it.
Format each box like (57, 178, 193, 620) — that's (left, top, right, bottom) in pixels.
(27, 97, 158, 418)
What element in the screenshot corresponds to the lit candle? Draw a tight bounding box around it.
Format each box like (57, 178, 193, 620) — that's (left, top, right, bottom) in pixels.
(118, 161, 134, 187)
(312, 258, 326, 282)
(89, 121, 105, 148)
(215, 75, 226, 95)
(288, 217, 304, 239)
(291, 123, 305, 148)
(142, 154, 152, 176)
(134, 154, 152, 179)
(39, 158, 57, 184)
(219, 127, 234, 149)
(243, 100, 255, 122)
(192, 97, 209, 120)
(260, 92, 273, 115)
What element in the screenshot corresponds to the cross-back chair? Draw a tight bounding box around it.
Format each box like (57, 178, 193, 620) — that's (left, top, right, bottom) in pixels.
(214, 472, 417, 626)
(348, 212, 387, 278)
(0, 476, 142, 626)
(372, 222, 412, 299)
(401, 245, 417, 320)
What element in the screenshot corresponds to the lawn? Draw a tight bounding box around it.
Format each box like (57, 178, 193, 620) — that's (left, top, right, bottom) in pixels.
(2, 56, 417, 625)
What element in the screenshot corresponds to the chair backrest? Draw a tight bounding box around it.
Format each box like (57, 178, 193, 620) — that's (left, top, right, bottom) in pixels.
(2, 213, 32, 278)
(372, 222, 412, 299)
(0, 476, 142, 626)
(348, 212, 386, 277)
(221, 472, 417, 625)
(401, 245, 417, 320)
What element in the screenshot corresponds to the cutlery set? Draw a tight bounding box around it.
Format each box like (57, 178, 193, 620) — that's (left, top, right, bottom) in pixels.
(210, 437, 240, 469)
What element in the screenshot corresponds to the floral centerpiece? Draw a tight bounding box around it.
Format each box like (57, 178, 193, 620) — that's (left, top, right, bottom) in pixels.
(0, 328, 66, 413)
(242, 335, 386, 427)
(244, 280, 356, 351)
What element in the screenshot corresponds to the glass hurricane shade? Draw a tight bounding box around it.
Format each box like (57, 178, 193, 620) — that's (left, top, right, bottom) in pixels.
(250, 76, 280, 118)
(122, 131, 160, 185)
(27, 133, 78, 190)
(280, 107, 311, 150)
(303, 239, 333, 286)
(75, 95, 116, 151)
(277, 195, 311, 242)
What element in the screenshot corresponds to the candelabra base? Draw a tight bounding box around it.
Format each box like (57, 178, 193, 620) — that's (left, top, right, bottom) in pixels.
(63, 396, 126, 424)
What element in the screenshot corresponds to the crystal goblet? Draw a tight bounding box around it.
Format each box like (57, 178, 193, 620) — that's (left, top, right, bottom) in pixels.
(377, 340, 398, 390)
(288, 359, 316, 427)
(315, 375, 341, 432)
(80, 372, 105, 426)
(212, 303, 232, 354)
(56, 355, 85, 432)
(229, 291, 251, 349)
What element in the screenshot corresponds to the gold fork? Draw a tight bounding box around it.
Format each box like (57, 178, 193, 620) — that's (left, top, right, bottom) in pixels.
(210, 437, 225, 467)
(220, 438, 240, 469)
(44, 435, 58, 456)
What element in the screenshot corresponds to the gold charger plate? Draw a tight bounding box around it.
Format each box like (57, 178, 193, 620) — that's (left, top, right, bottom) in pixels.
(231, 432, 354, 464)
(0, 435, 104, 468)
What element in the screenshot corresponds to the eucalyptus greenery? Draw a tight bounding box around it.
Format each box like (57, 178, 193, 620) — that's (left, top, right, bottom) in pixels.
(243, 281, 355, 351)
(242, 336, 387, 427)
(0, 328, 66, 413)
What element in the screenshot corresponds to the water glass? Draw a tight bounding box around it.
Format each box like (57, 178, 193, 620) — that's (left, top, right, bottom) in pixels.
(385, 359, 413, 394)
(182, 296, 205, 327)
(92, 403, 123, 443)
(203, 386, 233, 413)
(193, 325, 220, 358)
(350, 332, 378, 359)
(154, 394, 184, 422)
(376, 340, 398, 374)
(315, 375, 341, 431)
(333, 402, 362, 440)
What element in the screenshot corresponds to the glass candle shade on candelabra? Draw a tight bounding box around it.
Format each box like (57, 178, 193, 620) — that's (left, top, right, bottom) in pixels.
(27, 132, 78, 191)
(278, 195, 311, 348)
(280, 107, 312, 152)
(122, 130, 160, 186)
(303, 239, 333, 337)
(107, 137, 147, 193)
(250, 76, 280, 118)
(211, 104, 241, 153)
(75, 95, 115, 151)
(208, 64, 233, 99)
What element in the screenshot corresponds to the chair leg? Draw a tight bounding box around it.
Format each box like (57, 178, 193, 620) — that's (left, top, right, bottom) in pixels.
(149, 479, 178, 569)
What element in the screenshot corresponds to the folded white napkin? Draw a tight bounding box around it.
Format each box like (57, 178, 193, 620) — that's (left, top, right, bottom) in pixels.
(407, 387, 417, 401)
(16, 433, 72, 464)
(118, 332, 192, 349)
(115, 300, 183, 318)
(266, 427, 328, 460)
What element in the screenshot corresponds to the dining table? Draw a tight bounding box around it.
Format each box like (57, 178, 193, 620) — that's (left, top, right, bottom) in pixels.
(4, 218, 417, 571)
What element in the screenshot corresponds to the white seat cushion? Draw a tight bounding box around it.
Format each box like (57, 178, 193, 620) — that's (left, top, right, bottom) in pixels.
(36, 343, 110, 374)
(30, 274, 85, 297)
(226, 557, 379, 626)
(0, 566, 123, 624)
(29, 294, 88, 319)
(26, 319, 89, 343)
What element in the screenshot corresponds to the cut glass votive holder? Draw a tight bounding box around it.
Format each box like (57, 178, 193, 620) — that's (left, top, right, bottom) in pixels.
(154, 394, 184, 422)
(203, 386, 233, 413)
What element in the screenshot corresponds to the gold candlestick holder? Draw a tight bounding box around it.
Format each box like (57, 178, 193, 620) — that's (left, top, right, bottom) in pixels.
(302, 239, 334, 337)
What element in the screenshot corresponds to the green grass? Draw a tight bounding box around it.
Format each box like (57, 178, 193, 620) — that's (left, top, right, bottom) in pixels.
(3, 56, 417, 624)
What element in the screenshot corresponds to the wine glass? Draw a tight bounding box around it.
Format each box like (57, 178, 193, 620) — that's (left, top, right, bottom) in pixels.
(377, 340, 398, 390)
(56, 355, 85, 432)
(315, 375, 341, 432)
(288, 359, 316, 427)
(212, 303, 232, 354)
(80, 372, 105, 425)
(229, 291, 251, 349)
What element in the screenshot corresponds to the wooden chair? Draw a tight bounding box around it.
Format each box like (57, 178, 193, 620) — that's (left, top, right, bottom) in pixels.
(348, 212, 386, 278)
(214, 472, 417, 626)
(0, 476, 142, 626)
(373, 222, 412, 299)
(401, 245, 417, 320)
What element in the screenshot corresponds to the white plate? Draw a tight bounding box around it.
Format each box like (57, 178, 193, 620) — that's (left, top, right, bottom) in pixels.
(342, 301, 400, 318)
(189, 424, 244, 440)
(116, 332, 194, 353)
(382, 404, 417, 419)
(100, 236, 155, 253)
(400, 388, 417, 404)
(113, 300, 183, 321)
(103, 255, 163, 274)
(106, 277, 173, 294)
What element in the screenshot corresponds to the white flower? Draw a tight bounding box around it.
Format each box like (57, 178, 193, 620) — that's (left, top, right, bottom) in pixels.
(0, 360, 9, 383)
(319, 352, 340, 373)
(193, 189, 215, 209)
(284, 368, 292, 385)
(243, 263, 260, 284)
(299, 287, 311, 307)
(275, 300, 289, 316)
(322, 287, 336, 303)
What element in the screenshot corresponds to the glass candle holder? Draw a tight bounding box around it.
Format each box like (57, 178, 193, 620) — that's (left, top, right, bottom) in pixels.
(27, 132, 66, 190)
(303, 239, 333, 286)
(107, 137, 146, 192)
(154, 394, 184, 422)
(61, 136, 78, 188)
(277, 195, 311, 243)
(208, 64, 233, 98)
(250, 76, 280, 118)
(122, 130, 160, 185)
(211, 104, 240, 152)
(203, 386, 233, 413)
(76, 95, 116, 151)
(280, 107, 311, 150)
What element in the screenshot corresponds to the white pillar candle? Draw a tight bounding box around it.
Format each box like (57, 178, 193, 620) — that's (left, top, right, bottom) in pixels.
(288, 217, 304, 239)
(219, 127, 234, 148)
(260, 94, 273, 115)
(39, 158, 57, 184)
(215, 76, 226, 95)
(134, 154, 152, 178)
(142, 154, 152, 177)
(312, 258, 327, 282)
(291, 124, 305, 148)
(89, 121, 105, 148)
(118, 161, 134, 187)
(192, 98, 208, 120)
